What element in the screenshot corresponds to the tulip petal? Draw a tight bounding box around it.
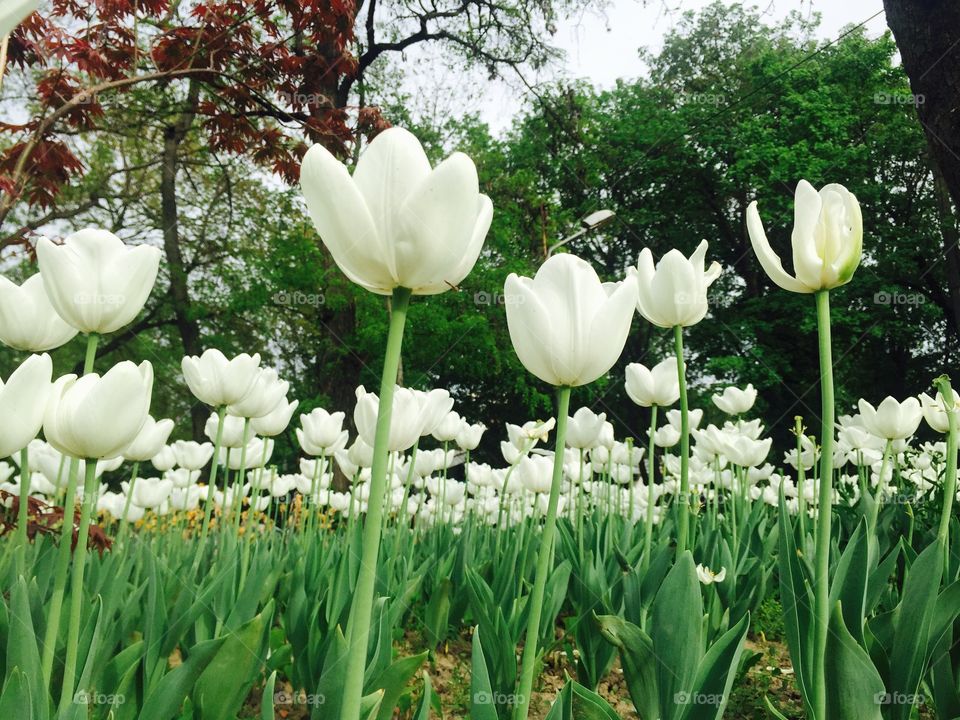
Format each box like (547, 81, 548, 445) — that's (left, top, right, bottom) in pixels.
(746, 201, 811, 293)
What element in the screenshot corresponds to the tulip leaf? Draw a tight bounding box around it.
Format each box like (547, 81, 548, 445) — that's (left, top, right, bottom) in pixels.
(777, 491, 814, 709)
(596, 614, 659, 720)
(0, 668, 32, 719)
(651, 551, 703, 716)
(425, 579, 452, 648)
(261, 670, 277, 720)
(6, 576, 47, 720)
(194, 599, 273, 720)
(312, 625, 350, 720)
(544, 679, 621, 720)
(140, 637, 225, 720)
(824, 602, 884, 720)
(371, 651, 428, 720)
(470, 627, 500, 720)
(828, 521, 870, 645)
(415, 672, 434, 720)
(686, 612, 750, 720)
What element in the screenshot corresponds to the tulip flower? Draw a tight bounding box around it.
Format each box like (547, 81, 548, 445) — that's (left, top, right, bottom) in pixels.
(631, 240, 721, 329)
(0, 274, 78, 351)
(226, 367, 289, 419)
(504, 253, 637, 720)
(0, 353, 53, 459)
(417, 389, 455, 437)
(745, 179, 863, 720)
(505, 254, 638, 387)
(206, 412, 254, 448)
(151, 445, 177, 471)
(456, 422, 486, 451)
(172, 440, 215, 470)
(36, 229, 160, 335)
(746, 180, 862, 293)
(297, 408, 347, 454)
(858, 396, 923, 441)
(696, 564, 727, 585)
(43, 360, 153, 460)
(712, 384, 758, 416)
(565, 408, 607, 449)
(0, 0, 39, 37)
(432, 410, 463, 443)
(300, 127, 492, 296)
(182, 349, 262, 408)
(251, 397, 299, 437)
(624, 357, 680, 407)
(354, 385, 425, 452)
(919, 390, 960, 434)
(123, 416, 175, 462)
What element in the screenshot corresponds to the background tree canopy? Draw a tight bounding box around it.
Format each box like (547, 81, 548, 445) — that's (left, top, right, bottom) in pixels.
(1, 1, 956, 468)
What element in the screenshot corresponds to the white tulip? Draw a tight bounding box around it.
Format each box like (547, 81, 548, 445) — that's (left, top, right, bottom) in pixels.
(517, 454, 554, 494)
(37, 229, 160, 334)
(0, 274, 78, 351)
(858, 397, 923, 441)
(353, 385, 424, 452)
(746, 180, 862, 293)
(417, 389, 455, 437)
(44, 360, 153, 459)
(251, 398, 299, 437)
(505, 254, 638, 387)
(122, 477, 173, 509)
(123, 416, 175, 462)
(171, 440, 214, 470)
(565, 407, 607, 449)
(206, 413, 254, 449)
(297, 408, 347, 454)
(696, 564, 727, 585)
(919, 390, 960, 434)
(712, 384, 757, 416)
(0, 353, 53, 458)
(432, 411, 463, 443)
(151, 445, 177, 472)
(300, 127, 492, 295)
(181, 349, 261, 408)
(624, 357, 680, 407)
(456, 422, 486, 451)
(226, 367, 289, 419)
(632, 240, 721, 328)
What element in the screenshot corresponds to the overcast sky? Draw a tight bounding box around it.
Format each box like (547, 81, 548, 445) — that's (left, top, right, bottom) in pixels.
(463, 0, 889, 132)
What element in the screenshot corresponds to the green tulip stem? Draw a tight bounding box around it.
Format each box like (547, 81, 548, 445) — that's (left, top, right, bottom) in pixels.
(794, 417, 807, 537)
(194, 405, 227, 575)
(642, 405, 658, 573)
(673, 325, 691, 554)
(934, 376, 958, 564)
(230, 418, 251, 534)
(812, 289, 835, 720)
(116, 461, 140, 548)
(868, 439, 893, 530)
(59, 458, 99, 710)
(41, 331, 98, 693)
(341, 286, 411, 720)
(15, 446, 29, 576)
(514, 385, 571, 720)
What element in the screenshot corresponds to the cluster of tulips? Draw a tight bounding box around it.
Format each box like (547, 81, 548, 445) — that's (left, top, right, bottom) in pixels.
(1, 124, 959, 720)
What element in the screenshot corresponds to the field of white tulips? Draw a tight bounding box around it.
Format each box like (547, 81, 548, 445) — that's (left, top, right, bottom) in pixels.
(3, 97, 960, 720)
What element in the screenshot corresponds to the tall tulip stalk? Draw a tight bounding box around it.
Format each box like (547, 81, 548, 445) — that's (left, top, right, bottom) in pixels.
(504, 253, 638, 720)
(300, 126, 492, 720)
(747, 179, 862, 720)
(632, 240, 721, 553)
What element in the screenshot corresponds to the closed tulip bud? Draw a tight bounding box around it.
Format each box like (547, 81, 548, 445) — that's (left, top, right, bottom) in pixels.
(565, 407, 608, 449)
(251, 398, 299, 437)
(858, 396, 923, 440)
(666, 407, 703, 432)
(0, 353, 53, 458)
(651, 424, 681, 448)
(711, 384, 757, 415)
(165, 468, 201, 488)
(300, 127, 493, 295)
(44, 360, 153, 459)
(624, 357, 680, 407)
(218, 437, 274, 470)
(172, 440, 214, 470)
(206, 413, 254, 449)
(456, 422, 486, 451)
(226, 368, 289, 419)
(417, 389, 455, 437)
(517, 454, 554, 494)
(36, 229, 161, 334)
(432, 411, 463, 443)
(297, 408, 347, 454)
(151, 445, 177, 472)
(122, 477, 173, 509)
(746, 180, 862, 293)
(724, 435, 772, 468)
(505, 254, 638, 387)
(353, 385, 424, 452)
(632, 240, 721, 328)
(0, 275, 78, 351)
(181, 349, 262, 408)
(919, 390, 960, 434)
(123, 416, 175, 462)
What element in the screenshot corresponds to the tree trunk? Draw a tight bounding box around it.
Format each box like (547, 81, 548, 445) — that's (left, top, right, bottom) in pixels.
(161, 80, 207, 440)
(884, 0, 960, 350)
